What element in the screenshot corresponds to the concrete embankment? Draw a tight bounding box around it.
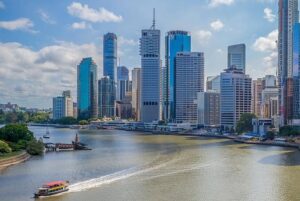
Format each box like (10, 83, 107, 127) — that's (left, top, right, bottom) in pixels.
(0, 151, 30, 170)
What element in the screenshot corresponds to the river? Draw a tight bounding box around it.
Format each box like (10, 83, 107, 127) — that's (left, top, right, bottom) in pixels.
(0, 126, 299, 201)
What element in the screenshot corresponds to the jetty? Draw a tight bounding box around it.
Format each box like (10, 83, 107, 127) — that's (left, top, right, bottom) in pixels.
(44, 134, 91, 152)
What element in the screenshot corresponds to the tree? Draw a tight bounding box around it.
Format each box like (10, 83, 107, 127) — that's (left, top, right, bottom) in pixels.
(56, 117, 78, 125)
(26, 139, 44, 155)
(236, 113, 256, 134)
(266, 131, 275, 140)
(279, 126, 300, 136)
(0, 140, 12, 153)
(79, 120, 88, 125)
(0, 124, 34, 143)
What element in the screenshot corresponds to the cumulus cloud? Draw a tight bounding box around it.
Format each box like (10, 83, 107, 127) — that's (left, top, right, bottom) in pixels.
(253, 29, 277, 52)
(264, 8, 276, 22)
(209, 0, 234, 7)
(72, 21, 88, 29)
(210, 19, 224, 31)
(0, 1, 5, 9)
(253, 30, 278, 73)
(0, 42, 101, 107)
(67, 2, 122, 23)
(193, 30, 212, 42)
(38, 10, 56, 24)
(0, 18, 37, 33)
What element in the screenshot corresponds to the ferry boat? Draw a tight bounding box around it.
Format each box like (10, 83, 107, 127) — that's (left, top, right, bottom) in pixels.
(34, 180, 69, 198)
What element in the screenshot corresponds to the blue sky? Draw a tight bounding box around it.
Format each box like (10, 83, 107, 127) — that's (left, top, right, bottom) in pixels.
(0, 0, 280, 108)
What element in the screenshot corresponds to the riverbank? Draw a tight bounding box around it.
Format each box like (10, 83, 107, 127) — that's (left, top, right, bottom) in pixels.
(121, 130, 300, 150)
(0, 151, 30, 170)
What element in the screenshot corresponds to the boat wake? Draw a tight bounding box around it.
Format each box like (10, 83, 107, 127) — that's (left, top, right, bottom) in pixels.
(69, 146, 181, 193)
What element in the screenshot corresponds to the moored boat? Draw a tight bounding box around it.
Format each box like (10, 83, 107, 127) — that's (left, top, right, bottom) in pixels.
(34, 180, 69, 198)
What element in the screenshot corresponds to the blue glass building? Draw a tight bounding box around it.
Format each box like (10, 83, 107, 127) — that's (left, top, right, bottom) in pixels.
(103, 33, 117, 81)
(165, 30, 191, 121)
(293, 23, 300, 119)
(77, 57, 98, 119)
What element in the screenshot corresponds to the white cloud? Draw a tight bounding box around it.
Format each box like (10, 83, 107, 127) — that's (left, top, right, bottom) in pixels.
(253, 30, 278, 73)
(38, 10, 56, 24)
(118, 36, 138, 46)
(210, 19, 224, 31)
(67, 2, 122, 23)
(194, 30, 212, 42)
(264, 8, 276, 22)
(209, 0, 234, 7)
(0, 18, 36, 32)
(253, 29, 277, 52)
(72, 21, 88, 29)
(0, 1, 5, 9)
(0, 42, 102, 107)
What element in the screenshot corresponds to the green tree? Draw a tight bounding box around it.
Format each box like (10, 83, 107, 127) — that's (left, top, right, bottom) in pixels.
(0, 124, 34, 143)
(79, 120, 88, 125)
(26, 138, 44, 155)
(0, 140, 12, 153)
(266, 131, 275, 140)
(57, 117, 78, 125)
(236, 113, 256, 134)
(5, 112, 18, 123)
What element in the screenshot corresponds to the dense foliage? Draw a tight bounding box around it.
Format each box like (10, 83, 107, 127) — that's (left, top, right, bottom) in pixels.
(0, 140, 12, 153)
(52, 117, 78, 125)
(26, 139, 44, 155)
(0, 124, 44, 155)
(0, 124, 34, 143)
(236, 113, 257, 134)
(79, 120, 88, 125)
(279, 126, 300, 136)
(0, 111, 50, 124)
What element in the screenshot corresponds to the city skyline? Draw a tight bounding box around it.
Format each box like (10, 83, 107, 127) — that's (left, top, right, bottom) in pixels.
(1, 0, 280, 108)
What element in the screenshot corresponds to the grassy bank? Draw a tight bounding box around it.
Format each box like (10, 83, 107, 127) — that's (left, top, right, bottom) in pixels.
(0, 151, 23, 160)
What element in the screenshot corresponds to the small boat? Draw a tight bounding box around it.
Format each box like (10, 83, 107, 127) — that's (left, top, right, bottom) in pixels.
(43, 127, 50, 139)
(34, 180, 69, 198)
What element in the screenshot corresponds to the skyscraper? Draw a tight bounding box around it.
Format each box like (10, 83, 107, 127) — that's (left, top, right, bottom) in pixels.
(116, 66, 129, 101)
(293, 22, 300, 119)
(132, 68, 141, 121)
(220, 67, 252, 130)
(278, 0, 299, 124)
(117, 66, 129, 81)
(164, 30, 191, 121)
(252, 79, 263, 117)
(197, 91, 220, 126)
(98, 77, 116, 118)
(77, 57, 98, 119)
(175, 52, 204, 124)
(103, 33, 117, 81)
(140, 10, 161, 122)
(206, 75, 220, 92)
(228, 44, 246, 73)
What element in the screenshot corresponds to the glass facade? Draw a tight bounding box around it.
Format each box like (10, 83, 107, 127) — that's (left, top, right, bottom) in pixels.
(77, 57, 98, 119)
(293, 23, 300, 118)
(98, 77, 116, 118)
(227, 44, 246, 73)
(165, 30, 191, 121)
(103, 33, 117, 81)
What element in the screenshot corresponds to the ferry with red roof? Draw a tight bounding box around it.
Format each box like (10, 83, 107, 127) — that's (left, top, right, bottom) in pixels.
(34, 180, 69, 198)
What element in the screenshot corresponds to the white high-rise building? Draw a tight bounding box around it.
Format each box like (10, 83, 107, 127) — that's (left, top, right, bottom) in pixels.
(140, 12, 161, 122)
(175, 52, 204, 124)
(220, 68, 252, 130)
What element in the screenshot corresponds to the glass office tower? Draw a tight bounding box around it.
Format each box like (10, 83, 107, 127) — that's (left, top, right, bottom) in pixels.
(103, 33, 117, 81)
(77, 57, 98, 119)
(165, 30, 191, 121)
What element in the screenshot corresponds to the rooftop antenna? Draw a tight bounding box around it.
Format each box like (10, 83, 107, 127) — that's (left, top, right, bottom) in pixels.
(151, 8, 156, 30)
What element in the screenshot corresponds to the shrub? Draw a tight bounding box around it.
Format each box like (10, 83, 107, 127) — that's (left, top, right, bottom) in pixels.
(0, 140, 12, 153)
(26, 139, 44, 155)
